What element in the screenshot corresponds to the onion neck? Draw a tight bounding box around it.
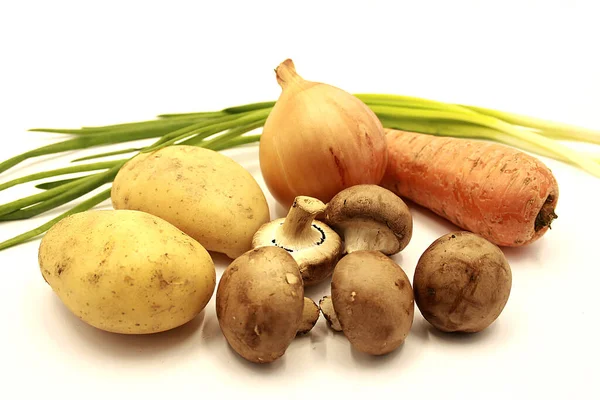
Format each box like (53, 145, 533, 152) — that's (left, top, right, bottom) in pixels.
(278, 196, 325, 246)
(275, 59, 304, 89)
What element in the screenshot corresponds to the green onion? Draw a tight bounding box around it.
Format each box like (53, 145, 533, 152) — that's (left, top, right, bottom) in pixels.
(36, 177, 87, 190)
(1, 119, 199, 173)
(0, 162, 125, 221)
(0, 161, 117, 191)
(356, 94, 478, 115)
(144, 109, 270, 153)
(31, 114, 216, 135)
(193, 120, 265, 149)
(71, 148, 141, 162)
(223, 102, 276, 114)
(0, 188, 112, 252)
(209, 134, 262, 151)
(156, 111, 227, 119)
(461, 105, 600, 144)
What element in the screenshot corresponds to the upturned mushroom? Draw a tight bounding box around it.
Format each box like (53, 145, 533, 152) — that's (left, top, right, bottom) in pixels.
(252, 196, 343, 286)
(320, 251, 414, 355)
(324, 184, 413, 255)
(216, 246, 319, 364)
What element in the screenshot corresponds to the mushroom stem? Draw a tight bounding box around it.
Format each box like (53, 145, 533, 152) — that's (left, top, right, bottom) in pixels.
(252, 195, 342, 286)
(323, 185, 413, 256)
(279, 196, 326, 245)
(339, 219, 401, 254)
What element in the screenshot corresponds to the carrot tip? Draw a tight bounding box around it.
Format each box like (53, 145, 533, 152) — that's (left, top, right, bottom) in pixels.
(534, 195, 558, 232)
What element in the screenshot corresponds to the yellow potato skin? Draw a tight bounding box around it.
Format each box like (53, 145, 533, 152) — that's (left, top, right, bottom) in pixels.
(111, 146, 270, 259)
(39, 210, 216, 334)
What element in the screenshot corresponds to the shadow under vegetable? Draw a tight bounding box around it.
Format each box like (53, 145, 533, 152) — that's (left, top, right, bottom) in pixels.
(47, 294, 205, 359)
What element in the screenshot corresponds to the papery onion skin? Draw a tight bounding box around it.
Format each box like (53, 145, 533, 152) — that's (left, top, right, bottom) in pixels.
(259, 59, 388, 208)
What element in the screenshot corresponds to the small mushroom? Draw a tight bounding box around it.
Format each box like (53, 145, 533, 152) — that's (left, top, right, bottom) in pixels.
(297, 297, 320, 335)
(318, 296, 342, 332)
(324, 184, 413, 255)
(252, 196, 343, 286)
(325, 250, 415, 355)
(215, 246, 305, 364)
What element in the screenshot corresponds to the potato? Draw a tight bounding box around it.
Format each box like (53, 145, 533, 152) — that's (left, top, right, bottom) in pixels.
(413, 231, 512, 333)
(39, 210, 216, 334)
(111, 145, 270, 259)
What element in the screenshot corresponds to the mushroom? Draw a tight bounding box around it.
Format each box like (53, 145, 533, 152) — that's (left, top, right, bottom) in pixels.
(324, 184, 413, 255)
(215, 246, 305, 364)
(321, 250, 414, 355)
(318, 296, 342, 332)
(413, 231, 512, 333)
(252, 196, 343, 286)
(297, 297, 320, 335)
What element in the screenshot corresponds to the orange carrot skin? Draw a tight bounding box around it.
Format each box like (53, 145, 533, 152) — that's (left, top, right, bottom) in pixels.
(380, 129, 559, 247)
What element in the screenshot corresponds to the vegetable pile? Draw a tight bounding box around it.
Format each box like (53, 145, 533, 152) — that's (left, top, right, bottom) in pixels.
(0, 59, 599, 250)
(1, 58, 599, 364)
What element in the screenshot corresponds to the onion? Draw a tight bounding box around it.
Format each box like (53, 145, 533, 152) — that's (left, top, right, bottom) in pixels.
(259, 59, 388, 208)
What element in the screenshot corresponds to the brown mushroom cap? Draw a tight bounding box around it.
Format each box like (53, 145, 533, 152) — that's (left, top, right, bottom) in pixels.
(331, 251, 414, 355)
(413, 231, 512, 333)
(297, 297, 320, 335)
(216, 246, 304, 363)
(324, 185, 413, 255)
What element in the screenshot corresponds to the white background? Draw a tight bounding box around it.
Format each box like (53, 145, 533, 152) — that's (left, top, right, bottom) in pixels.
(1, 1, 599, 399)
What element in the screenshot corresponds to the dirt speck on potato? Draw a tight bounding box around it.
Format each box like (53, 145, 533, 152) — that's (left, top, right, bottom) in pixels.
(88, 273, 101, 285)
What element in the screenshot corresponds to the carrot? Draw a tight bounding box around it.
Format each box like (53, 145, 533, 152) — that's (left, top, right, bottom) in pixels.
(380, 129, 559, 247)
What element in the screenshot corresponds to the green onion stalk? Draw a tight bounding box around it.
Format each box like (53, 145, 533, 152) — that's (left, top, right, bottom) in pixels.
(0, 94, 599, 251)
